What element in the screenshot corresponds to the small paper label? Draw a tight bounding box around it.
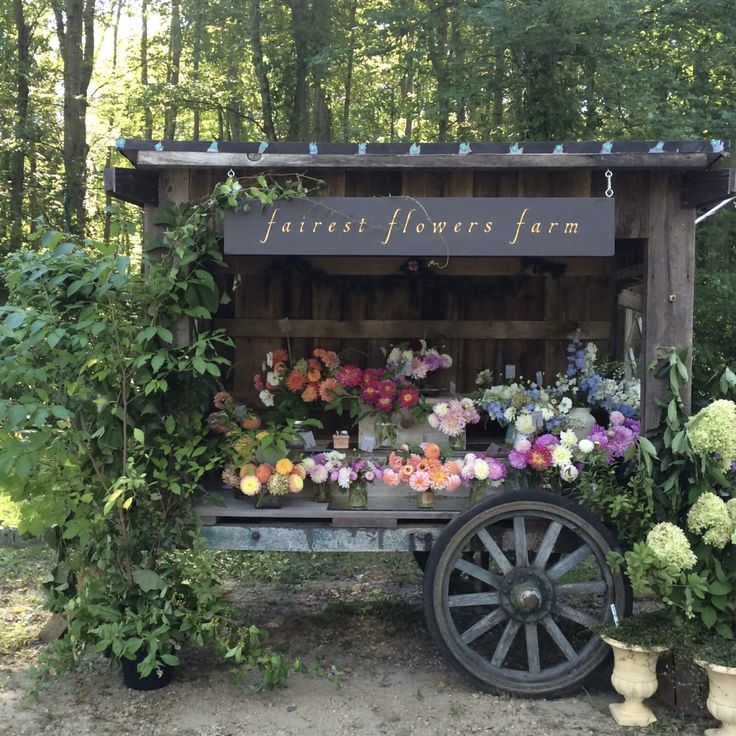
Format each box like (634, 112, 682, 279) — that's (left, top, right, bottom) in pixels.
(485, 443, 501, 456)
(278, 317, 291, 334)
(359, 435, 376, 452)
(449, 381, 456, 395)
(536, 371, 544, 386)
(505, 364, 516, 379)
(610, 603, 620, 626)
(300, 431, 316, 449)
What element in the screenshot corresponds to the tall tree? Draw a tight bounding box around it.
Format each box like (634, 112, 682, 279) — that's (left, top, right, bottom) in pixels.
(52, 0, 95, 234)
(163, 0, 182, 139)
(250, 0, 277, 140)
(141, 0, 153, 139)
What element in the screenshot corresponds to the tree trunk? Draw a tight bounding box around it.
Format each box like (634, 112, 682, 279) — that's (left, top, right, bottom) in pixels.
(141, 0, 152, 139)
(9, 0, 31, 249)
(313, 82, 332, 140)
(104, 0, 123, 247)
(163, 0, 182, 140)
(53, 0, 96, 235)
(342, 0, 357, 140)
(492, 46, 504, 134)
(250, 0, 277, 140)
(287, 0, 310, 140)
(192, 4, 204, 140)
(426, 2, 450, 142)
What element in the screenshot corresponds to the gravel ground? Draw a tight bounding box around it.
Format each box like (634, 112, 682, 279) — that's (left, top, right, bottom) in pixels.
(0, 550, 713, 736)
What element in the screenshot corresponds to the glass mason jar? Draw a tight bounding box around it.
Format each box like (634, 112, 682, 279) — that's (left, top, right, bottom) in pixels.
(468, 483, 487, 505)
(348, 482, 368, 510)
(375, 419, 398, 449)
(416, 490, 435, 509)
(256, 492, 283, 509)
(448, 432, 466, 451)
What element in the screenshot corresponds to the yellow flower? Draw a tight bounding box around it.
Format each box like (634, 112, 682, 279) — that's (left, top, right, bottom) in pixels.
(240, 475, 261, 497)
(288, 474, 304, 493)
(275, 458, 294, 475)
(255, 430, 269, 441)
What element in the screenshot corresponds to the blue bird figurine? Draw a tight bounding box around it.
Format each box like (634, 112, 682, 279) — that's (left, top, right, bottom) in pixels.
(711, 139, 725, 153)
(509, 143, 523, 154)
(458, 143, 471, 155)
(258, 141, 269, 154)
(309, 142, 318, 155)
(553, 144, 564, 154)
(115, 137, 126, 150)
(648, 141, 665, 153)
(357, 143, 367, 155)
(409, 143, 421, 155)
(600, 141, 613, 154)
(207, 141, 218, 153)
(154, 141, 164, 151)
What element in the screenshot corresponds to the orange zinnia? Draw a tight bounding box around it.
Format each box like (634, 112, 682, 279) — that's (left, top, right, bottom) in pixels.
(416, 460, 430, 472)
(286, 370, 307, 392)
(302, 384, 318, 402)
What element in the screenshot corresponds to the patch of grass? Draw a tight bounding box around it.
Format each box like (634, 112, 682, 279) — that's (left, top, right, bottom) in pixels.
(0, 493, 20, 527)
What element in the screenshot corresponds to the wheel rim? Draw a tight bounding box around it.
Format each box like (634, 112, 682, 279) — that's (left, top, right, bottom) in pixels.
(429, 499, 628, 696)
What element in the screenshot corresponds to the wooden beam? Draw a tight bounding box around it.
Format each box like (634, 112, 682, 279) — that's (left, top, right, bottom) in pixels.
(618, 287, 642, 312)
(681, 169, 736, 207)
(642, 173, 696, 430)
(104, 167, 158, 207)
(131, 150, 714, 171)
(213, 318, 611, 341)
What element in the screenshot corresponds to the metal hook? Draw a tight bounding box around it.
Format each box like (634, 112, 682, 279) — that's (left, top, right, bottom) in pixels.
(227, 168, 236, 179)
(605, 169, 614, 198)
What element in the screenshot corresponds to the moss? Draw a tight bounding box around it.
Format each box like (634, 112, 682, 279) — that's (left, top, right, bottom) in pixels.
(596, 611, 674, 648)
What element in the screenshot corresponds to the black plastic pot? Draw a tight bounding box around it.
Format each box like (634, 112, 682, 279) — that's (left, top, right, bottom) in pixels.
(120, 652, 173, 691)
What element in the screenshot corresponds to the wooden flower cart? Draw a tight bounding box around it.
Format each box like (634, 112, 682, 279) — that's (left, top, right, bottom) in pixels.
(107, 139, 733, 698)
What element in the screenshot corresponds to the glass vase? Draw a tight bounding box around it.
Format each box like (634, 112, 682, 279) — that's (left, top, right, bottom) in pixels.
(416, 490, 435, 509)
(256, 492, 283, 509)
(348, 483, 368, 510)
(375, 420, 398, 449)
(448, 433, 465, 451)
(312, 483, 329, 503)
(469, 484, 487, 504)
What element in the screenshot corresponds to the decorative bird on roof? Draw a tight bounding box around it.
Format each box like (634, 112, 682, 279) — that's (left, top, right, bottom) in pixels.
(258, 141, 269, 154)
(207, 141, 218, 153)
(509, 143, 523, 154)
(409, 143, 421, 155)
(154, 141, 164, 151)
(309, 142, 318, 155)
(711, 139, 725, 153)
(458, 143, 471, 155)
(553, 144, 564, 154)
(357, 143, 367, 155)
(600, 141, 613, 154)
(115, 138, 126, 150)
(648, 141, 665, 153)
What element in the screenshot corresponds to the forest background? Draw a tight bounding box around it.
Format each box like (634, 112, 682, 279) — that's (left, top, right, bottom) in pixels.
(0, 0, 735, 387)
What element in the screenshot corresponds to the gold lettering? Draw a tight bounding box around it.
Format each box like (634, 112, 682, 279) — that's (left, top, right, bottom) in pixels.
(358, 217, 368, 233)
(343, 221, 352, 233)
(381, 209, 401, 245)
(509, 208, 529, 245)
(531, 222, 542, 234)
(484, 221, 493, 233)
(415, 222, 425, 233)
(453, 222, 462, 233)
(260, 208, 279, 244)
(468, 221, 478, 233)
(328, 221, 337, 233)
(312, 221, 323, 233)
(548, 222, 559, 233)
(402, 209, 417, 234)
(564, 222, 579, 234)
(281, 222, 291, 233)
(299, 219, 305, 233)
(432, 221, 447, 234)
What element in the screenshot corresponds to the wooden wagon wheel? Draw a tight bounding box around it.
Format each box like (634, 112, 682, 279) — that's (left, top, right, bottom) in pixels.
(423, 490, 632, 698)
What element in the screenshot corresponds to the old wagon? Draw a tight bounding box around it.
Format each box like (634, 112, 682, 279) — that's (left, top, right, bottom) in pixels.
(106, 139, 734, 698)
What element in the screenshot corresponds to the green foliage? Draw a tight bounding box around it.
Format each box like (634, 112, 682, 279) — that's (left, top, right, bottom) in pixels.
(596, 610, 674, 649)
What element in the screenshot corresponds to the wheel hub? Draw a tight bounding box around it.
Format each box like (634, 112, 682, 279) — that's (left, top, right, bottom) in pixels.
(499, 568, 555, 623)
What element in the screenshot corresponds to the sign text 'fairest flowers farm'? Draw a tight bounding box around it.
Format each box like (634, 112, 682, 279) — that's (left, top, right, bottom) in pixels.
(224, 197, 614, 257)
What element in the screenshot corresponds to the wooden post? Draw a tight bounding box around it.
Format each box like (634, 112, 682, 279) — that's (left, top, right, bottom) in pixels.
(641, 172, 696, 431)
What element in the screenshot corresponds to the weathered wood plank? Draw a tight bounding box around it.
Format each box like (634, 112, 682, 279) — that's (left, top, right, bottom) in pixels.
(215, 318, 611, 340)
(642, 172, 696, 429)
(681, 168, 735, 207)
(104, 167, 159, 206)
(133, 151, 714, 170)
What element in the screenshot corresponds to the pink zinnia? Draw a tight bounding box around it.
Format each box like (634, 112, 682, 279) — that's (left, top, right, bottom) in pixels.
(409, 470, 431, 492)
(609, 410, 625, 426)
(397, 387, 420, 409)
(375, 395, 394, 413)
(253, 374, 264, 391)
(378, 380, 397, 397)
(362, 368, 384, 386)
(508, 451, 528, 470)
(361, 384, 380, 405)
(337, 364, 363, 388)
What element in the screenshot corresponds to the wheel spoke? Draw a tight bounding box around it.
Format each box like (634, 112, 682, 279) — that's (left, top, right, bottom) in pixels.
(461, 607, 508, 644)
(546, 544, 592, 580)
(525, 623, 541, 674)
(454, 558, 502, 588)
(490, 619, 521, 667)
(541, 616, 579, 662)
(513, 516, 529, 566)
(533, 521, 563, 570)
(476, 528, 513, 574)
(555, 580, 608, 597)
(554, 602, 600, 628)
(448, 592, 500, 608)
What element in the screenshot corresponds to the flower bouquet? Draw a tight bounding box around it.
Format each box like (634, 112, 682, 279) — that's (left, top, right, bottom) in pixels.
(427, 398, 480, 450)
(304, 451, 383, 509)
(384, 443, 462, 509)
(384, 339, 453, 385)
(238, 457, 308, 508)
(458, 453, 507, 503)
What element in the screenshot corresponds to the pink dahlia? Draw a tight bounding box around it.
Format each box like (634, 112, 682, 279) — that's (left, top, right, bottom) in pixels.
(383, 468, 401, 486)
(378, 379, 397, 397)
(397, 387, 420, 409)
(409, 470, 431, 492)
(487, 459, 507, 481)
(361, 384, 380, 405)
(528, 446, 553, 471)
(508, 450, 528, 470)
(337, 364, 363, 388)
(375, 395, 394, 413)
(534, 434, 559, 448)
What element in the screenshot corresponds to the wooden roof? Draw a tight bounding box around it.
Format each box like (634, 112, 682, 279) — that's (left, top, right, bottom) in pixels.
(116, 139, 728, 171)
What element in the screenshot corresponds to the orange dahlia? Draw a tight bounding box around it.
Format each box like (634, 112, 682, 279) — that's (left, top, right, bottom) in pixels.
(241, 414, 261, 430)
(272, 349, 288, 369)
(254, 463, 273, 483)
(286, 370, 307, 392)
(445, 460, 461, 475)
(302, 384, 318, 402)
(275, 458, 294, 475)
(314, 348, 338, 367)
(318, 378, 339, 402)
(424, 442, 441, 460)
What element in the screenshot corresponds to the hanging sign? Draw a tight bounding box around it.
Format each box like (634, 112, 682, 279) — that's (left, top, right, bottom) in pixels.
(224, 197, 614, 257)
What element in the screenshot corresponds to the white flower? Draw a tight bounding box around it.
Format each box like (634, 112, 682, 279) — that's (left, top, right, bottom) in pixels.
(337, 467, 352, 489)
(259, 390, 274, 407)
(551, 444, 573, 467)
(560, 430, 578, 447)
(460, 397, 474, 410)
(428, 414, 440, 428)
(434, 402, 449, 416)
(559, 397, 572, 413)
(266, 351, 273, 368)
(463, 453, 477, 464)
(473, 459, 490, 481)
(515, 414, 535, 436)
(504, 407, 516, 422)
(302, 457, 316, 470)
(560, 464, 579, 482)
(578, 439, 595, 454)
(266, 371, 279, 386)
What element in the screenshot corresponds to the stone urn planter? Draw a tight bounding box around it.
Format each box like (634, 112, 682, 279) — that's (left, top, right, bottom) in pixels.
(696, 660, 736, 736)
(602, 635, 669, 726)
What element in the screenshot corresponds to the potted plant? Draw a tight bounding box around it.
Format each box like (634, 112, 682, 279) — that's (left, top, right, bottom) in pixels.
(596, 613, 672, 726)
(694, 638, 736, 736)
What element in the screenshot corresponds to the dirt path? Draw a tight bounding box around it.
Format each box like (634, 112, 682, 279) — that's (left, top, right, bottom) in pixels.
(0, 551, 710, 736)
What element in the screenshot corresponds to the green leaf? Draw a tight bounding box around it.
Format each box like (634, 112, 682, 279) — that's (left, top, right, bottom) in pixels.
(637, 436, 658, 458)
(710, 581, 732, 596)
(132, 569, 166, 592)
(701, 606, 717, 628)
(133, 428, 145, 444)
(192, 357, 206, 374)
(160, 654, 180, 667)
(151, 353, 165, 372)
(4, 312, 26, 330)
(157, 326, 174, 343)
